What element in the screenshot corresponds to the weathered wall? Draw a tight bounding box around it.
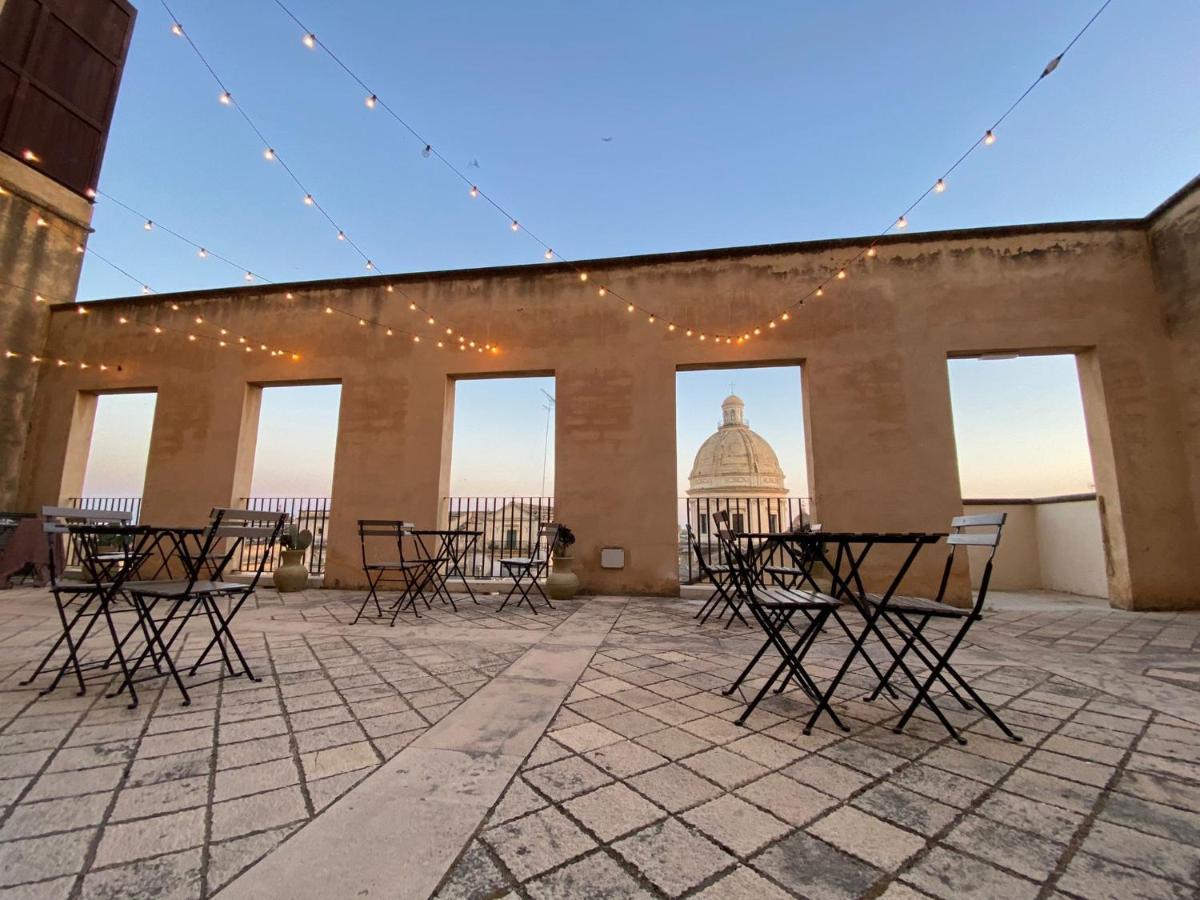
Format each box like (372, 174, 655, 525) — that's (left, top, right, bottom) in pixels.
(964, 497, 1108, 598)
(0, 153, 91, 510)
(1148, 177, 1200, 550)
(16, 184, 1200, 608)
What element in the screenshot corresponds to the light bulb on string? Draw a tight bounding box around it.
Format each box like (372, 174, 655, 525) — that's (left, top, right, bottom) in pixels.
(219, 91, 232, 105)
(896, 216, 908, 229)
(511, 220, 519, 232)
(545, 249, 554, 260)
(836, 270, 846, 280)
(142, 286, 152, 295)
(244, 272, 253, 282)
(648, 315, 655, 324)
(469, 185, 478, 198)
(336, 231, 345, 241)
(685, 329, 693, 337)
(143, 220, 153, 231)
(170, 303, 180, 310)
(984, 130, 996, 145)
(781, 312, 790, 321)
(263, 148, 275, 161)
(304, 194, 314, 206)
(365, 260, 374, 270)
(170, 22, 183, 35)
(198, 248, 208, 259)
(627, 304, 635, 313)
(597, 287, 607, 297)
(668, 323, 676, 331)
(867, 247, 877, 258)
(22, 150, 39, 163)
(365, 94, 377, 109)
(386, 328, 393, 336)
(36, 217, 49, 227)
(935, 178, 946, 193)
(421, 145, 432, 158)
(302, 33, 316, 48)
(579, 272, 588, 282)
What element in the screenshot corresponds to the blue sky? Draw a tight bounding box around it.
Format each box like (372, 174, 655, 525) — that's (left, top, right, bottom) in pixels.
(76, 1, 1195, 501)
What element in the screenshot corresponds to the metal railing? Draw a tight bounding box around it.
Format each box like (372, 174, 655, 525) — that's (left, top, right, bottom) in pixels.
(238, 497, 331, 575)
(679, 495, 813, 583)
(442, 497, 554, 578)
(68, 496, 142, 523)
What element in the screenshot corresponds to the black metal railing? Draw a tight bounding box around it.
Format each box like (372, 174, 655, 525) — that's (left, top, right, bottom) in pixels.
(68, 496, 143, 523)
(442, 497, 555, 578)
(238, 497, 331, 575)
(679, 495, 813, 583)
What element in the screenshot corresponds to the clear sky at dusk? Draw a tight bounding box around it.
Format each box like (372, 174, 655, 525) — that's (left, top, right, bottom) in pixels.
(74, 1, 1195, 502)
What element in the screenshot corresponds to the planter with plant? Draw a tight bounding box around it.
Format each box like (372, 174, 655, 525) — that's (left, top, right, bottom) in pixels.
(546, 524, 579, 601)
(274, 523, 312, 593)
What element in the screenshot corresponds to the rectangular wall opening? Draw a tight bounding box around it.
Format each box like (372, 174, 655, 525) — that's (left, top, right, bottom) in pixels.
(676, 364, 810, 584)
(947, 353, 1107, 598)
(76, 391, 158, 521)
(447, 373, 556, 576)
(246, 382, 342, 575)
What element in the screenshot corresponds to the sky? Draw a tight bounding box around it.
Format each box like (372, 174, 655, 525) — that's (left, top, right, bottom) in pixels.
(75, 0, 1194, 500)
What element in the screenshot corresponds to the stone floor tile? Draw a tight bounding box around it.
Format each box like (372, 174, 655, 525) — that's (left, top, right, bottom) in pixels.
(209, 784, 308, 842)
(942, 815, 1065, 881)
(94, 806, 206, 867)
(681, 747, 768, 789)
(565, 781, 667, 842)
(1056, 850, 1192, 900)
(691, 865, 793, 900)
(682, 794, 791, 857)
(214, 758, 300, 803)
(737, 771, 838, 826)
(1004, 768, 1103, 814)
(820, 740, 907, 778)
(1078, 819, 1200, 886)
(1098, 792, 1200, 846)
(492, 778, 547, 825)
(973, 790, 1085, 844)
(809, 806, 926, 869)
(627, 763, 723, 813)
(903, 846, 1039, 900)
(726, 733, 806, 769)
(752, 830, 880, 900)
(634, 727, 712, 760)
(584, 740, 668, 779)
(207, 824, 302, 894)
(483, 806, 596, 882)
(891, 762, 992, 809)
(299, 740, 378, 781)
(851, 783, 959, 837)
(549, 722, 625, 753)
(0, 792, 112, 840)
(0, 827, 95, 888)
(782, 755, 872, 799)
(524, 756, 612, 802)
(23, 765, 123, 803)
(523, 849, 651, 899)
(612, 817, 735, 897)
(306, 768, 371, 812)
(433, 841, 511, 899)
(600, 710, 667, 739)
(79, 847, 202, 900)
(0, 874, 75, 899)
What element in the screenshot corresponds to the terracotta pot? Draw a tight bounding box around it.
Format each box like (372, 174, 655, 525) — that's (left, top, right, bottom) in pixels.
(273, 548, 309, 593)
(546, 555, 580, 601)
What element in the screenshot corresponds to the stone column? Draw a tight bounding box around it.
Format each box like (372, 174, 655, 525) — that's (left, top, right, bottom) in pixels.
(322, 367, 452, 588)
(0, 155, 92, 510)
(803, 345, 970, 603)
(1077, 346, 1200, 610)
(554, 356, 679, 595)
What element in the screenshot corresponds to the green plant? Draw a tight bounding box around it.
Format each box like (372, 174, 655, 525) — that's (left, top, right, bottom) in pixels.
(551, 525, 576, 557)
(279, 523, 313, 552)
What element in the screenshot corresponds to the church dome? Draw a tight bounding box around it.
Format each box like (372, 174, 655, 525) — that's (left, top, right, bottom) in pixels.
(687, 395, 787, 496)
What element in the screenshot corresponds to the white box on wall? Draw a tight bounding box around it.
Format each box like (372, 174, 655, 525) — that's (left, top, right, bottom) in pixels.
(600, 548, 625, 569)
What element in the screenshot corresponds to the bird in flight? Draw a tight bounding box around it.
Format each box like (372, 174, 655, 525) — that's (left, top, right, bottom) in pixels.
(601, 137, 613, 142)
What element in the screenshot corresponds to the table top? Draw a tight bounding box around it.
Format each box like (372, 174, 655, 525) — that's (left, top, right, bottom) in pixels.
(740, 531, 946, 543)
(410, 529, 484, 538)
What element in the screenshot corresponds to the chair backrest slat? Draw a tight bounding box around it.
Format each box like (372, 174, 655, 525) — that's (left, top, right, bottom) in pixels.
(947, 532, 1002, 547)
(215, 525, 278, 540)
(952, 513, 1006, 528)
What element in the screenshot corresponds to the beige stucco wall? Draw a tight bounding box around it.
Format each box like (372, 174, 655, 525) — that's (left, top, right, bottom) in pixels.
(0, 154, 92, 510)
(14, 181, 1200, 609)
(964, 498, 1108, 599)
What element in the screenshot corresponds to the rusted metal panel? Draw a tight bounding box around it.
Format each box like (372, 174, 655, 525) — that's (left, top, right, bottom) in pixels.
(0, 0, 135, 197)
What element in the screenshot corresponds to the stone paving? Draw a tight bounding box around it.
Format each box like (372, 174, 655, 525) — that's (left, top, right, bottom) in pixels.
(0, 584, 1197, 899)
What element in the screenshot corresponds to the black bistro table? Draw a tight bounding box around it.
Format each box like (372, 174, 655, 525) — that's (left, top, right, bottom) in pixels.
(741, 530, 946, 735)
(408, 529, 484, 606)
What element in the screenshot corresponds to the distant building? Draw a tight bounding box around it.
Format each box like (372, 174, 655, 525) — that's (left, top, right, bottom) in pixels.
(686, 395, 793, 537)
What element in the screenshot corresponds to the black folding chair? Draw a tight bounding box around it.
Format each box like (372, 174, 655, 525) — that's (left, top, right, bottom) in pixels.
(762, 523, 823, 589)
(498, 523, 559, 613)
(121, 508, 287, 705)
(688, 525, 746, 627)
(714, 515, 847, 729)
(20, 506, 139, 697)
(862, 513, 1021, 744)
(353, 520, 432, 625)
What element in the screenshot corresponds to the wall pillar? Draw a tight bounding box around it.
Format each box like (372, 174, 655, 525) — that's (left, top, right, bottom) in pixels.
(139, 376, 259, 525)
(804, 346, 969, 602)
(1077, 347, 1200, 609)
(554, 356, 679, 596)
(0, 155, 92, 510)
(322, 367, 452, 588)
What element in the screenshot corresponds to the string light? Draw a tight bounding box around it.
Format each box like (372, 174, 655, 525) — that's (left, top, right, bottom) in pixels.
(984, 130, 996, 145)
(304, 194, 314, 205)
(22, 150, 39, 163)
(896, 216, 908, 229)
(302, 32, 316, 48)
(198, 247, 208, 258)
(263, 147, 276, 160)
(935, 178, 946, 193)
(579, 272, 588, 282)
(219, 91, 232, 105)
(597, 287, 607, 297)
(866, 247, 877, 258)
(511, 220, 519, 232)
(171, 22, 183, 35)
(36, 217, 48, 227)
(469, 185, 478, 198)
(544, 249, 553, 260)
(365, 94, 377, 109)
